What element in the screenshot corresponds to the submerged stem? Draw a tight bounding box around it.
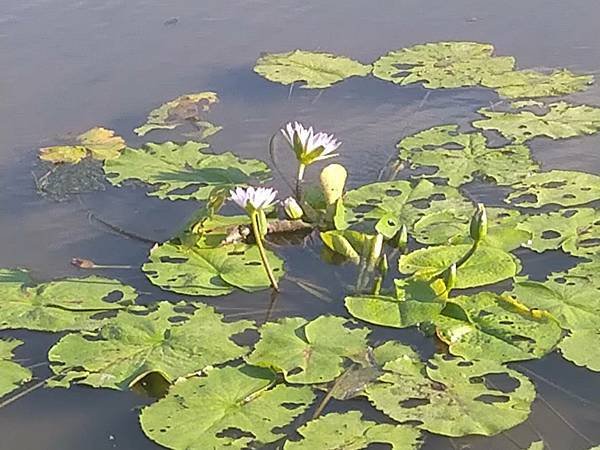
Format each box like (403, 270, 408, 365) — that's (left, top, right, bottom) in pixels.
(251, 212, 280, 292)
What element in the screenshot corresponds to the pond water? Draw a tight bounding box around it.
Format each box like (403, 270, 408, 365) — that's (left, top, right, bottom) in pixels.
(1, 0, 599, 449)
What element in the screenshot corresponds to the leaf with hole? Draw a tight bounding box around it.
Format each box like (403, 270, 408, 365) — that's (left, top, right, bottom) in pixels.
(103, 141, 270, 201)
(399, 244, 519, 289)
(0, 269, 137, 332)
(483, 69, 593, 99)
(143, 240, 284, 296)
(284, 411, 422, 450)
(506, 170, 600, 208)
(397, 125, 538, 187)
(0, 339, 32, 398)
(434, 292, 562, 363)
(366, 354, 535, 437)
(246, 316, 370, 384)
(473, 102, 600, 143)
(48, 302, 254, 390)
(254, 50, 372, 88)
(139, 365, 314, 450)
(134, 92, 221, 137)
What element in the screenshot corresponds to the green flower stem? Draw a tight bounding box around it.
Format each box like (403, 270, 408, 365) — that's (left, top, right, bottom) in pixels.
(295, 163, 306, 200)
(251, 212, 280, 292)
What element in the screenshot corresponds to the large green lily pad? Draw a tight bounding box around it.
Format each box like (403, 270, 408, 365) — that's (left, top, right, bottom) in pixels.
(511, 276, 600, 331)
(483, 69, 593, 99)
(413, 207, 530, 251)
(342, 179, 472, 232)
(103, 141, 270, 201)
(0, 269, 137, 332)
(397, 125, 538, 187)
(345, 278, 447, 328)
(517, 208, 600, 257)
(134, 92, 221, 137)
(506, 170, 600, 208)
(558, 329, 600, 372)
(284, 411, 422, 450)
(139, 365, 315, 450)
(366, 354, 535, 437)
(246, 316, 370, 384)
(254, 50, 372, 88)
(549, 257, 600, 288)
(142, 240, 284, 296)
(372, 42, 515, 89)
(473, 102, 600, 143)
(399, 244, 519, 289)
(435, 292, 562, 363)
(0, 339, 32, 398)
(48, 302, 254, 390)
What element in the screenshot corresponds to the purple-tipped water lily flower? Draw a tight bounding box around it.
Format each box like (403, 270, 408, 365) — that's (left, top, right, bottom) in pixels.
(281, 121, 341, 167)
(229, 186, 278, 214)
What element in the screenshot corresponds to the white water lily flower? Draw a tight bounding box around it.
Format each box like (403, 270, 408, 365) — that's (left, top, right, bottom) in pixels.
(230, 186, 278, 213)
(281, 121, 341, 165)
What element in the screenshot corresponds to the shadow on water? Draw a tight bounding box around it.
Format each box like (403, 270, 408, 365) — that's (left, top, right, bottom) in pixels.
(0, 0, 599, 448)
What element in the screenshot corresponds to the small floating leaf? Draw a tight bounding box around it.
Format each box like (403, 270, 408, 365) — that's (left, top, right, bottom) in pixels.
(0, 269, 137, 332)
(254, 50, 372, 89)
(517, 208, 600, 257)
(345, 278, 447, 328)
(435, 292, 562, 363)
(143, 240, 284, 296)
(0, 339, 32, 398)
(134, 92, 221, 137)
(48, 302, 254, 389)
(284, 411, 422, 450)
(399, 244, 519, 289)
(246, 316, 370, 384)
(511, 276, 600, 331)
(40, 127, 125, 164)
(558, 329, 600, 372)
(139, 366, 315, 450)
(527, 441, 545, 450)
(506, 170, 600, 208)
(473, 102, 600, 143)
(366, 354, 535, 437)
(103, 141, 270, 201)
(397, 125, 538, 187)
(372, 42, 515, 89)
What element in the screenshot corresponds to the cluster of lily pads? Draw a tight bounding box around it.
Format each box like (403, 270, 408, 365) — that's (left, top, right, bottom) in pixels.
(2, 41, 600, 449)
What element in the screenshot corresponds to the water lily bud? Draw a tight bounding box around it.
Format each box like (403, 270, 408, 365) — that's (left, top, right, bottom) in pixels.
(320, 163, 347, 206)
(442, 263, 457, 292)
(393, 224, 408, 253)
(283, 197, 304, 220)
(367, 233, 384, 271)
(469, 203, 488, 243)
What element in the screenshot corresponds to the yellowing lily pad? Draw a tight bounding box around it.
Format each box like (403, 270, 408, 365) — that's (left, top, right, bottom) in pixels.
(39, 127, 125, 164)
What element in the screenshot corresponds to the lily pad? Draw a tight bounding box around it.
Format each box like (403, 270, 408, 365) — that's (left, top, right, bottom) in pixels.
(284, 411, 422, 450)
(399, 244, 519, 289)
(40, 127, 125, 164)
(246, 316, 370, 384)
(483, 69, 593, 99)
(320, 230, 367, 263)
(134, 92, 221, 137)
(473, 102, 600, 143)
(103, 141, 270, 201)
(397, 125, 537, 187)
(48, 302, 254, 390)
(558, 329, 600, 372)
(254, 50, 372, 89)
(511, 276, 600, 331)
(345, 278, 447, 328)
(372, 42, 515, 89)
(413, 207, 530, 251)
(0, 339, 32, 398)
(342, 179, 472, 232)
(549, 257, 600, 287)
(435, 292, 562, 363)
(143, 240, 284, 296)
(517, 208, 600, 257)
(139, 365, 315, 450)
(0, 269, 137, 332)
(366, 354, 535, 437)
(506, 170, 600, 208)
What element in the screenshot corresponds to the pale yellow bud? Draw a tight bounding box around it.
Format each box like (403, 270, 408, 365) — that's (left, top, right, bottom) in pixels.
(320, 163, 347, 206)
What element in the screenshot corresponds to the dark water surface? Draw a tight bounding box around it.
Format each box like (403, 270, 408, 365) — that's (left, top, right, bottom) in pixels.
(1, 0, 599, 449)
